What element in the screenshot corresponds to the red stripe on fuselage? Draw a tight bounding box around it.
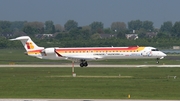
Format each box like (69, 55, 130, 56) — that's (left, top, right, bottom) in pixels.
(55, 47, 138, 51)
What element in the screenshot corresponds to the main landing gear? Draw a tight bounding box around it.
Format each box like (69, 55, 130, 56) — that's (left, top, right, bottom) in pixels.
(80, 59, 88, 67)
(156, 58, 159, 64)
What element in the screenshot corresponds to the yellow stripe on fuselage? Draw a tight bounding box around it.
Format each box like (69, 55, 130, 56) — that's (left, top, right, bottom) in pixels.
(27, 49, 42, 55)
(55, 47, 145, 54)
(137, 47, 145, 51)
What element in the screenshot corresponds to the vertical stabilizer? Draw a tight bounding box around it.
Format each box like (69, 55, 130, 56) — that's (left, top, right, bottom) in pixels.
(10, 36, 44, 51)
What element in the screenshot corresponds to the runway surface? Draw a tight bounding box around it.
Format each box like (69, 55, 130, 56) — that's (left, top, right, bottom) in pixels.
(0, 64, 180, 67)
(0, 99, 179, 101)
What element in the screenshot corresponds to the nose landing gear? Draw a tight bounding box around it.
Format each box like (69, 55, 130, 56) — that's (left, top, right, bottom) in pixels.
(156, 58, 159, 64)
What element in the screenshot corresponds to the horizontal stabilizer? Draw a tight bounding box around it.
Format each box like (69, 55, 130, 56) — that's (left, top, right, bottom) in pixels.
(10, 36, 30, 41)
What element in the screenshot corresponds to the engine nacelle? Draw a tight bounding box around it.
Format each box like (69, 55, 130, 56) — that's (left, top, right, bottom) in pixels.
(41, 48, 55, 56)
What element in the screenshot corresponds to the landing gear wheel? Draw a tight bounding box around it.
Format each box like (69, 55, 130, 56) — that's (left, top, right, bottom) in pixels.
(80, 63, 84, 67)
(84, 62, 88, 67)
(80, 59, 88, 67)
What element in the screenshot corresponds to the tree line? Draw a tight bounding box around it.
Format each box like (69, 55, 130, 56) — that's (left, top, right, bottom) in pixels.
(0, 20, 180, 49)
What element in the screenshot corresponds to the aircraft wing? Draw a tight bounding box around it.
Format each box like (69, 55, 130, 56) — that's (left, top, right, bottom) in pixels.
(62, 55, 102, 60)
(55, 50, 102, 60)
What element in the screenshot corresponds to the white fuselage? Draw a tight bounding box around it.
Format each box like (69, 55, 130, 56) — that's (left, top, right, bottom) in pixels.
(35, 47, 166, 61)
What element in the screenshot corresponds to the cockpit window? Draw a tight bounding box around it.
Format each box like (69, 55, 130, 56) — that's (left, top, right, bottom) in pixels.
(151, 48, 159, 51)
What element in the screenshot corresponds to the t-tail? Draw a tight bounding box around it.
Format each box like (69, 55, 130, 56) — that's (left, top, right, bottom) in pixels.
(10, 36, 44, 58)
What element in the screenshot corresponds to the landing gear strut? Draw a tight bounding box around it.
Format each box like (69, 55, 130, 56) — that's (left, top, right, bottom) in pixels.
(156, 58, 159, 64)
(80, 59, 88, 67)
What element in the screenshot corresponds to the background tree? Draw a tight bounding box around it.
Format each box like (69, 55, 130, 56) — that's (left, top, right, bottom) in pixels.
(81, 26, 91, 39)
(160, 21, 172, 32)
(0, 37, 9, 48)
(55, 32, 69, 40)
(64, 20, 78, 31)
(23, 21, 44, 35)
(172, 21, 180, 37)
(103, 28, 111, 34)
(10, 21, 26, 31)
(68, 28, 80, 40)
(89, 21, 104, 34)
(117, 31, 126, 39)
(111, 22, 126, 32)
(0, 21, 12, 34)
(142, 20, 154, 31)
(55, 24, 64, 32)
(157, 32, 169, 38)
(45, 20, 55, 33)
(91, 33, 100, 39)
(136, 28, 146, 38)
(128, 20, 142, 31)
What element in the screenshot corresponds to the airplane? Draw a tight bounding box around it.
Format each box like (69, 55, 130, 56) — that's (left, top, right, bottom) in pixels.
(10, 36, 167, 67)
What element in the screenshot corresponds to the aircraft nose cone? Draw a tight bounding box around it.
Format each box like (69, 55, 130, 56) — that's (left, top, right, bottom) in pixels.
(160, 52, 167, 57)
(159, 52, 167, 59)
(163, 53, 167, 57)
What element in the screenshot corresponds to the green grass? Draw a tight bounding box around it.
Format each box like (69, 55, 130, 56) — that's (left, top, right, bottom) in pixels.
(0, 67, 179, 99)
(0, 49, 180, 99)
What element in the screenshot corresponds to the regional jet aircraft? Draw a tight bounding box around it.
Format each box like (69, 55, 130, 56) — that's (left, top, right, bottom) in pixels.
(10, 36, 166, 67)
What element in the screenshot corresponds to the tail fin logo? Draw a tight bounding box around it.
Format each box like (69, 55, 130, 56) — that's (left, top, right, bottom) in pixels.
(26, 42, 34, 49)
